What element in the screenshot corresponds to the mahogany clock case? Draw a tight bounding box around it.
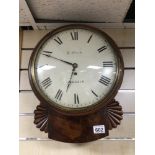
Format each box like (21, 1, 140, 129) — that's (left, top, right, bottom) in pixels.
(28, 24, 124, 116)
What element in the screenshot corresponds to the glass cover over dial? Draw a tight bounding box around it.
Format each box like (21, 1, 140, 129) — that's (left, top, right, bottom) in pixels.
(34, 27, 120, 109)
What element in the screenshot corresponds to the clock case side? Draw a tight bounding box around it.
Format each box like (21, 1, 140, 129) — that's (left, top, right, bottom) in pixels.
(28, 24, 124, 116)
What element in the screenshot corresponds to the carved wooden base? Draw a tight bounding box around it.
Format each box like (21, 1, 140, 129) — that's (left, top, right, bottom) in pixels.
(34, 99, 123, 143)
(34, 104, 48, 133)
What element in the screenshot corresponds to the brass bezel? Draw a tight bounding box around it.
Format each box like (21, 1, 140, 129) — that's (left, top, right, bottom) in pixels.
(28, 24, 124, 116)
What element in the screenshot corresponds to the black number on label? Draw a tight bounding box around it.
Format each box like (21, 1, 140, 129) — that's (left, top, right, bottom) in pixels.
(55, 89, 63, 100)
(54, 37, 63, 45)
(70, 32, 78, 40)
(95, 128, 103, 133)
(74, 94, 79, 104)
(87, 34, 93, 43)
(103, 61, 114, 67)
(97, 46, 107, 53)
(99, 75, 111, 86)
(42, 51, 52, 57)
(41, 77, 52, 89)
(91, 90, 98, 97)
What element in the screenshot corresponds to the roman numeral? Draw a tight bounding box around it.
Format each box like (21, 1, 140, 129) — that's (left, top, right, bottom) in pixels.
(74, 94, 79, 104)
(99, 75, 111, 86)
(42, 51, 52, 57)
(87, 34, 93, 43)
(97, 46, 107, 53)
(91, 90, 98, 97)
(54, 37, 63, 45)
(41, 77, 52, 89)
(103, 61, 114, 67)
(70, 32, 78, 40)
(55, 89, 63, 100)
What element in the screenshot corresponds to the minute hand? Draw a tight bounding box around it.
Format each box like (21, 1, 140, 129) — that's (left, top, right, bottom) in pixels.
(42, 54, 73, 66)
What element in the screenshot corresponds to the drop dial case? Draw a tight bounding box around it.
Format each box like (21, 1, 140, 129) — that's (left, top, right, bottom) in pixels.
(29, 24, 124, 143)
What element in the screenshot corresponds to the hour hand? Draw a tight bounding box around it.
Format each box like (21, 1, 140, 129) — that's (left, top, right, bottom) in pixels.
(66, 67, 75, 92)
(66, 63, 78, 92)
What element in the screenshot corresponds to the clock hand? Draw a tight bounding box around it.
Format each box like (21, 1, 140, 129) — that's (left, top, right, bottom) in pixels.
(43, 53, 78, 92)
(66, 63, 78, 92)
(42, 54, 73, 66)
(66, 68, 75, 92)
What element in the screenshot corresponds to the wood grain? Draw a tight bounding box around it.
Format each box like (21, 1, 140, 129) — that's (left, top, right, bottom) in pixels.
(19, 140, 135, 155)
(19, 115, 134, 138)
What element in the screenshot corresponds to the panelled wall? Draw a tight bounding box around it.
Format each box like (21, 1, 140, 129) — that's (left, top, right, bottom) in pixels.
(19, 28, 135, 155)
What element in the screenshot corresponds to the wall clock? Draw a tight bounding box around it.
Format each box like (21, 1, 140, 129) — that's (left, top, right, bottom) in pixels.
(28, 24, 124, 143)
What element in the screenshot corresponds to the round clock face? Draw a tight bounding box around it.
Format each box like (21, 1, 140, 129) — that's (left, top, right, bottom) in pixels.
(30, 25, 123, 112)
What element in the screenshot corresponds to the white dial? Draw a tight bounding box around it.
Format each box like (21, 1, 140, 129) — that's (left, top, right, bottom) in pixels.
(34, 27, 118, 109)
